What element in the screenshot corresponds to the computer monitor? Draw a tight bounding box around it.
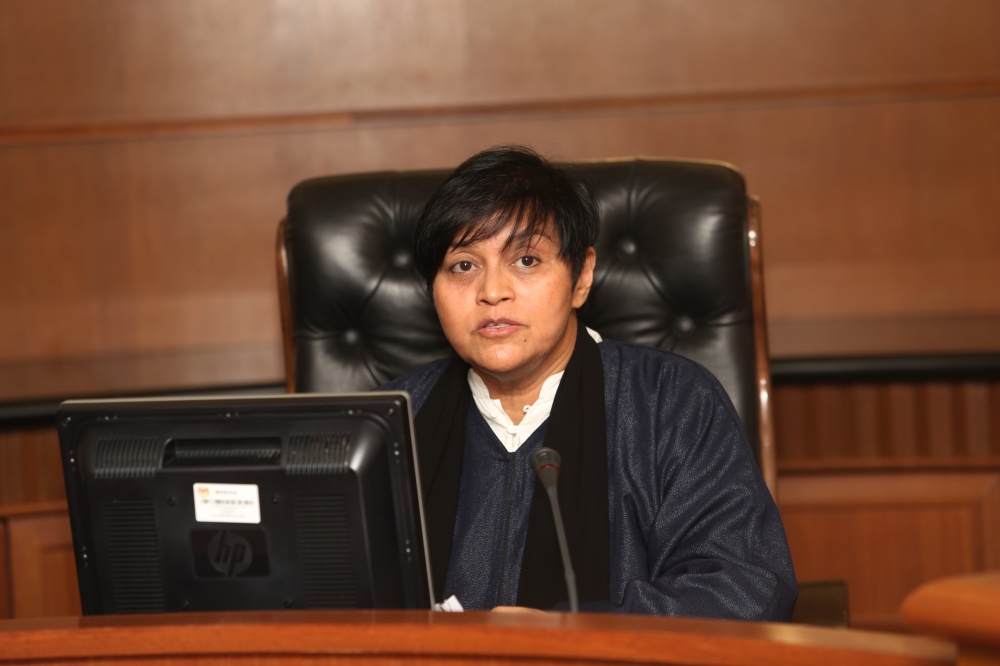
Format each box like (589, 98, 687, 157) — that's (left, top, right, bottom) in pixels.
(57, 392, 433, 615)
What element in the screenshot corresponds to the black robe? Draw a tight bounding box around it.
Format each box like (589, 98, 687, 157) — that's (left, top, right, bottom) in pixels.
(380, 339, 798, 619)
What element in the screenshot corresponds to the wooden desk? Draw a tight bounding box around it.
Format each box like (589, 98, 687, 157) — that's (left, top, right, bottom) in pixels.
(0, 610, 955, 665)
(902, 573, 1000, 666)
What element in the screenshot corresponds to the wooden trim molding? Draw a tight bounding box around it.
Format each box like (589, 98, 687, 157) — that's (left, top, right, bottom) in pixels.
(0, 502, 67, 520)
(275, 218, 295, 394)
(779, 456, 1000, 474)
(779, 471, 1000, 510)
(4, 77, 999, 147)
(748, 196, 778, 500)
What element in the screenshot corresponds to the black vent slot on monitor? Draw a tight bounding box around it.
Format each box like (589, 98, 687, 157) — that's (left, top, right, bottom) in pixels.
(163, 438, 282, 468)
(93, 438, 161, 479)
(286, 434, 350, 475)
(102, 499, 166, 613)
(295, 494, 357, 608)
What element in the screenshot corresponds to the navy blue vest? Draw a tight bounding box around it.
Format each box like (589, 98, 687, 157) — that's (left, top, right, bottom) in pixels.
(441, 406, 549, 608)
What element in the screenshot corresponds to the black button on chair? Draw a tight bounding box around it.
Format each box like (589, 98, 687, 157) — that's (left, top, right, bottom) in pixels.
(276, 158, 777, 497)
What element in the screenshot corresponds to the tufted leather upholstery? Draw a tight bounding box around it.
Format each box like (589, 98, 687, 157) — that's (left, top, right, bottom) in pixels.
(281, 159, 766, 465)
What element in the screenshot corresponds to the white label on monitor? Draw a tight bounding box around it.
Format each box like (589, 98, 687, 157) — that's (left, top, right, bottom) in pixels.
(193, 482, 261, 524)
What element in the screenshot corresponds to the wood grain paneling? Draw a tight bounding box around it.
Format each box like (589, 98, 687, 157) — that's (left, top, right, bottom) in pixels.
(3, 0, 998, 127)
(0, 346, 283, 402)
(0, 522, 8, 619)
(0, 428, 64, 506)
(778, 471, 1000, 632)
(775, 381, 1000, 466)
(770, 315, 1000, 359)
(3, 92, 1000, 370)
(2, 0, 1000, 394)
(6, 512, 80, 618)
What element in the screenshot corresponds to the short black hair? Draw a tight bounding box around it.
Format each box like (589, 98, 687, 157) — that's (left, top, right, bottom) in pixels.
(414, 145, 599, 290)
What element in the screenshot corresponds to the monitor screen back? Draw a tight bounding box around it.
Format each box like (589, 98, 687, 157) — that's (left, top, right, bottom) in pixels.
(57, 392, 432, 614)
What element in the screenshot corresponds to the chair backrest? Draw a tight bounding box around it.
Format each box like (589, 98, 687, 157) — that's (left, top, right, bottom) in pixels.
(278, 158, 776, 494)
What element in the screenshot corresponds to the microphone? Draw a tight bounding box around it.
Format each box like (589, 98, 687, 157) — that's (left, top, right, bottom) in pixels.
(530, 447, 578, 613)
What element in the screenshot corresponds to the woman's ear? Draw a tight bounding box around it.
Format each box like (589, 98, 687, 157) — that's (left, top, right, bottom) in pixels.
(571, 247, 597, 309)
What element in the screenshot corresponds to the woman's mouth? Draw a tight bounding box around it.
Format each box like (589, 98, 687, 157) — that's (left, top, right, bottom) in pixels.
(477, 319, 521, 336)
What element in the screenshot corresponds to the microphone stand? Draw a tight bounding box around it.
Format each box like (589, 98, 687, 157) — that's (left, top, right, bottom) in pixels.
(530, 447, 579, 613)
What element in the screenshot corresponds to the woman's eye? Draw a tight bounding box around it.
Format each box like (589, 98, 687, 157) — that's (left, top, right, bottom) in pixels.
(452, 260, 475, 273)
(516, 256, 538, 268)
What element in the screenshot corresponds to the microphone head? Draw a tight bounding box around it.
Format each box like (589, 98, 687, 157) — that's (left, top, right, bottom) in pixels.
(531, 447, 561, 490)
(530, 447, 561, 472)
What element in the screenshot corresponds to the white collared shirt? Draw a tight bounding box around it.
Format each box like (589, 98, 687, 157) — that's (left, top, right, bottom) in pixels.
(467, 327, 603, 453)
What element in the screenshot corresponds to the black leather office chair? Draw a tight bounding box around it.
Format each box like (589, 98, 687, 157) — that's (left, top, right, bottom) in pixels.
(276, 158, 777, 497)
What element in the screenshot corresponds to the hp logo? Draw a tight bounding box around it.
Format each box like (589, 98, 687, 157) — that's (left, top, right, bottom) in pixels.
(208, 530, 252, 577)
(192, 529, 269, 578)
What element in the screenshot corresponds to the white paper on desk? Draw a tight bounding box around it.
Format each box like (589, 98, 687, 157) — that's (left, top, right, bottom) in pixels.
(433, 595, 464, 612)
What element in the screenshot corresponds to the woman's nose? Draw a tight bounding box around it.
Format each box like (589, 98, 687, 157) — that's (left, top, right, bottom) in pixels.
(478, 264, 514, 304)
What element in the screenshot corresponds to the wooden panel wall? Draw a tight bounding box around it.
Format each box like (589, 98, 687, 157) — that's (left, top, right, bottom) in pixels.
(2, 0, 1000, 401)
(0, 521, 8, 618)
(7, 512, 80, 618)
(775, 381, 1000, 468)
(779, 471, 1000, 631)
(774, 380, 1000, 630)
(0, 504, 79, 619)
(0, 428, 64, 506)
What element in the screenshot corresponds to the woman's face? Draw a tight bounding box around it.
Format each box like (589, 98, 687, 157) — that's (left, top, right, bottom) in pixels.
(432, 223, 595, 388)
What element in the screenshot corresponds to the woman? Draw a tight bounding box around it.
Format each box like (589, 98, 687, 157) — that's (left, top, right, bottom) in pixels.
(381, 146, 797, 618)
